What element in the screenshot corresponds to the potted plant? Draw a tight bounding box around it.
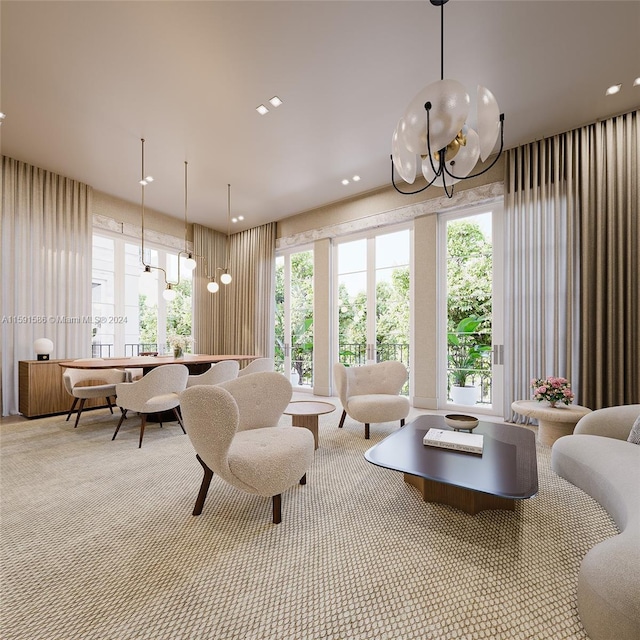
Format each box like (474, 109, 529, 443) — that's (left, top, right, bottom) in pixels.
(447, 316, 492, 406)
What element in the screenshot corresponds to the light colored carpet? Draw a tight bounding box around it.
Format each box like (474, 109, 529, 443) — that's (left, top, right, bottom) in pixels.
(1, 407, 617, 640)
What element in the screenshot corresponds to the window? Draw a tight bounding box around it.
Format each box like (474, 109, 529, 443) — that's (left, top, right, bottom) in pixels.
(91, 232, 192, 357)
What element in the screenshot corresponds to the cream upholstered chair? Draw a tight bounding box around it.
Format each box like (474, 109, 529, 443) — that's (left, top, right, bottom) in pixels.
(179, 372, 314, 524)
(186, 360, 239, 388)
(237, 357, 274, 376)
(334, 361, 410, 439)
(112, 364, 188, 448)
(62, 360, 128, 428)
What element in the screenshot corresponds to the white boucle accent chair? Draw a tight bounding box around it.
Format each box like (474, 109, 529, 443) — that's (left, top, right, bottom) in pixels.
(334, 361, 410, 439)
(62, 360, 128, 428)
(237, 357, 274, 376)
(179, 372, 315, 524)
(112, 364, 188, 448)
(186, 360, 239, 387)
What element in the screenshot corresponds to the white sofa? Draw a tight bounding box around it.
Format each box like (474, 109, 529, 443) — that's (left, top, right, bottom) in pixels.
(551, 404, 640, 640)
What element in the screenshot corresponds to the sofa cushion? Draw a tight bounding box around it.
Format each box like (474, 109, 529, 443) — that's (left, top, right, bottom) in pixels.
(627, 413, 640, 444)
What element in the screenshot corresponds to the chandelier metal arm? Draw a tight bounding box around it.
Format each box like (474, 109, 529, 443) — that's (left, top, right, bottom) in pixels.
(390, 155, 440, 195)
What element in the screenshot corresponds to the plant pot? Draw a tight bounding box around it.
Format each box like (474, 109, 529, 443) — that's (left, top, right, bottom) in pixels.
(450, 385, 479, 406)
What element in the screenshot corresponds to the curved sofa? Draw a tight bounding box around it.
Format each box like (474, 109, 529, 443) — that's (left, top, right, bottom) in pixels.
(551, 404, 640, 640)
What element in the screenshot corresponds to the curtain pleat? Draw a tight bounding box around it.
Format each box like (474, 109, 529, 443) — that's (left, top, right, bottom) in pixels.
(1, 156, 92, 415)
(578, 112, 639, 407)
(505, 110, 639, 418)
(193, 222, 276, 360)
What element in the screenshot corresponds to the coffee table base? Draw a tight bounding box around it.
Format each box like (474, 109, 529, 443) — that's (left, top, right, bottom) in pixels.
(404, 473, 515, 515)
(291, 414, 319, 449)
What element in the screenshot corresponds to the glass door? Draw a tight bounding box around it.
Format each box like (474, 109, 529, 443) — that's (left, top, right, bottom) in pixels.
(275, 247, 314, 389)
(439, 203, 503, 412)
(335, 227, 411, 377)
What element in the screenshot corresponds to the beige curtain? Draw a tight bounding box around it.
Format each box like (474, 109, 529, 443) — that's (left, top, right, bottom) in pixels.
(504, 110, 639, 417)
(192, 222, 276, 359)
(578, 111, 639, 407)
(1, 156, 93, 415)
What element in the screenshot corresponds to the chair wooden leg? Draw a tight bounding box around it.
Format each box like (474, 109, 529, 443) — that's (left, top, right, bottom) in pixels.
(138, 414, 147, 448)
(338, 410, 347, 429)
(299, 473, 307, 485)
(174, 407, 185, 433)
(400, 418, 405, 427)
(112, 411, 127, 440)
(193, 455, 214, 516)
(66, 398, 79, 422)
(74, 399, 86, 428)
(106, 396, 114, 414)
(365, 423, 370, 439)
(272, 494, 282, 524)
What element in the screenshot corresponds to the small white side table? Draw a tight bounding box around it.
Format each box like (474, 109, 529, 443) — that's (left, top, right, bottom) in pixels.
(511, 400, 592, 447)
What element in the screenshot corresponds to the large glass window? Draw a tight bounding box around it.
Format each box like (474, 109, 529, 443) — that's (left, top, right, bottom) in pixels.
(91, 232, 192, 357)
(335, 227, 411, 387)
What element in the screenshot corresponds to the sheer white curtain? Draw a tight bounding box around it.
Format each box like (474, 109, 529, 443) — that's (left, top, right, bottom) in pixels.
(1, 157, 92, 415)
(504, 138, 580, 421)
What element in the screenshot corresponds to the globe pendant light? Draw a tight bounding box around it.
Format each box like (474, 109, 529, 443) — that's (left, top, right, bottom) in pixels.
(391, 0, 505, 198)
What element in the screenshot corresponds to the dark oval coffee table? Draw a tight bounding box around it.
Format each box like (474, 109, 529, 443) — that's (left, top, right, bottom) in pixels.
(365, 415, 538, 514)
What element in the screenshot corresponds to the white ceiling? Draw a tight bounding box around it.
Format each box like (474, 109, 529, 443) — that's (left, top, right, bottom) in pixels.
(2, 1, 639, 233)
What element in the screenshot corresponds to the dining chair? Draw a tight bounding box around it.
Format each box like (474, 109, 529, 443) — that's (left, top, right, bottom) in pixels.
(179, 372, 315, 524)
(333, 361, 410, 439)
(62, 360, 128, 428)
(186, 360, 240, 387)
(112, 364, 189, 448)
(237, 357, 274, 376)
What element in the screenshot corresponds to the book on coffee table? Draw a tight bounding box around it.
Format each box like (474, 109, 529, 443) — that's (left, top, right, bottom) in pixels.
(423, 428, 484, 454)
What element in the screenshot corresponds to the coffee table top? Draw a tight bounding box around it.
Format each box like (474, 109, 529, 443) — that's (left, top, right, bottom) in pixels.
(365, 415, 538, 500)
(284, 401, 336, 417)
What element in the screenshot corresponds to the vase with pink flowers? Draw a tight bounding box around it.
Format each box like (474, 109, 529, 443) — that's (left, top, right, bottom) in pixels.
(531, 376, 575, 408)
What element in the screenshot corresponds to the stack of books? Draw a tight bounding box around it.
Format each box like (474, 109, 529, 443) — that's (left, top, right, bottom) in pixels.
(423, 428, 484, 455)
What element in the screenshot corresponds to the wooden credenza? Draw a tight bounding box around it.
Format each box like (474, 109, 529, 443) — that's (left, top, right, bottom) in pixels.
(18, 359, 107, 418)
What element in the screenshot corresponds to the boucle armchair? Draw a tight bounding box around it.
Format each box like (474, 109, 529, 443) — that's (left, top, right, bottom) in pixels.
(186, 360, 239, 387)
(334, 361, 410, 439)
(179, 372, 315, 524)
(112, 364, 188, 448)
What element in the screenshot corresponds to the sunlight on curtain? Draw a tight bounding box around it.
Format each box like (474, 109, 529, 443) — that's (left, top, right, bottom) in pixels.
(192, 222, 276, 359)
(504, 109, 639, 417)
(504, 138, 579, 421)
(1, 156, 92, 415)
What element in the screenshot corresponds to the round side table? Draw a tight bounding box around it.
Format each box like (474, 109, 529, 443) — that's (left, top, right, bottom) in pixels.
(511, 400, 592, 447)
(284, 401, 336, 449)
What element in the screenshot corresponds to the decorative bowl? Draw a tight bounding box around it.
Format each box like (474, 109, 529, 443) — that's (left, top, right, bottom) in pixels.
(444, 414, 479, 431)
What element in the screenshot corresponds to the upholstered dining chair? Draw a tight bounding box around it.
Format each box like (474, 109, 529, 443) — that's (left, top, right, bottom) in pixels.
(179, 372, 315, 524)
(333, 361, 410, 439)
(186, 360, 239, 388)
(62, 360, 128, 428)
(237, 357, 274, 376)
(113, 364, 188, 448)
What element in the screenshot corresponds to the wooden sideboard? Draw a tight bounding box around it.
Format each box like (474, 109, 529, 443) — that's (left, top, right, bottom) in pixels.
(18, 359, 108, 418)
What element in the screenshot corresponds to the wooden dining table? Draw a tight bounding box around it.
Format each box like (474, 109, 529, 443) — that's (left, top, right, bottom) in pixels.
(59, 354, 259, 376)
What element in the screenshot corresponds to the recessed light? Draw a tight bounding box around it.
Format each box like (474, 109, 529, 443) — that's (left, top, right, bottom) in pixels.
(238, 215, 245, 221)
(352, 175, 361, 182)
(341, 179, 349, 185)
(232, 217, 238, 223)
(634, 78, 640, 87)
(269, 96, 283, 108)
(605, 83, 622, 96)
(139, 175, 154, 186)
(256, 105, 269, 115)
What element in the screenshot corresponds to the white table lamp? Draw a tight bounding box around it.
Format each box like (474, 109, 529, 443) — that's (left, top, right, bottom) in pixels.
(34, 338, 54, 361)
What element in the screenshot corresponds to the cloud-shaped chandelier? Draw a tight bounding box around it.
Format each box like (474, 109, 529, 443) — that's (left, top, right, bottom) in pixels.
(391, 0, 505, 198)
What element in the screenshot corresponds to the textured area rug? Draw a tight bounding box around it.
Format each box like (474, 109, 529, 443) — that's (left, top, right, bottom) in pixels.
(1, 407, 616, 640)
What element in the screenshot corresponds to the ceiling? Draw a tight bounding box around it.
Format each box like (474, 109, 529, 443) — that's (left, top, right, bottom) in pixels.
(1, 1, 639, 233)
